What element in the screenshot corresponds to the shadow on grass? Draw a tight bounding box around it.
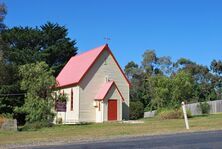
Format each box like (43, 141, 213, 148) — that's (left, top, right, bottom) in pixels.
(54, 122, 95, 128)
(67, 122, 94, 126)
(18, 122, 95, 132)
(191, 114, 209, 118)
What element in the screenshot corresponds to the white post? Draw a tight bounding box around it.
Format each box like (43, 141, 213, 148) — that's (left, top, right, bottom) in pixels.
(182, 102, 189, 130)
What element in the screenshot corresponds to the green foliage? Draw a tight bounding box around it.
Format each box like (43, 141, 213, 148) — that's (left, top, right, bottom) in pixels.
(176, 58, 218, 102)
(186, 109, 192, 118)
(1, 113, 13, 119)
(56, 93, 68, 102)
(210, 60, 222, 99)
(198, 102, 211, 114)
(157, 56, 173, 75)
(124, 61, 149, 107)
(211, 60, 222, 75)
(0, 3, 7, 31)
(17, 62, 56, 123)
(125, 49, 221, 112)
(1, 22, 77, 75)
(145, 71, 194, 110)
(144, 105, 152, 112)
(124, 61, 139, 80)
(142, 50, 157, 75)
(0, 21, 77, 124)
(0, 3, 25, 122)
(171, 71, 194, 108)
(149, 75, 172, 110)
(129, 101, 144, 120)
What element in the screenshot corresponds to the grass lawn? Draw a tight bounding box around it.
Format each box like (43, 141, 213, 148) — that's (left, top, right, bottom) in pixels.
(0, 113, 222, 146)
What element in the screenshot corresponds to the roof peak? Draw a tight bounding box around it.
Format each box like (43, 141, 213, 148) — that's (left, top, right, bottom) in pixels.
(56, 44, 131, 88)
(73, 44, 108, 59)
(56, 44, 109, 87)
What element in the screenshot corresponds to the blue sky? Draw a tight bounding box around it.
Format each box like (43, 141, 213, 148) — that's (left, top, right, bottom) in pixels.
(3, 0, 222, 68)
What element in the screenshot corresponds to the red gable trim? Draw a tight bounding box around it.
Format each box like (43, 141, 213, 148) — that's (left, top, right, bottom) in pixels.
(95, 81, 114, 100)
(113, 82, 125, 101)
(95, 81, 124, 101)
(56, 44, 131, 88)
(55, 82, 78, 89)
(78, 44, 131, 88)
(78, 44, 107, 85)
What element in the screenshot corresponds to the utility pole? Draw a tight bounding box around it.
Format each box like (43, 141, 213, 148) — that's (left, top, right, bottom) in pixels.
(182, 101, 190, 129)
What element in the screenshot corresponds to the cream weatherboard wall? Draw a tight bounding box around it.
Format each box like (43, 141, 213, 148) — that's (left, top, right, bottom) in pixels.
(55, 86, 80, 124)
(79, 49, 129, 122)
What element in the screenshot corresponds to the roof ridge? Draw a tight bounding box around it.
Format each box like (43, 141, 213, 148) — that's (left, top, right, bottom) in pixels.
(71, 44, 107, 59)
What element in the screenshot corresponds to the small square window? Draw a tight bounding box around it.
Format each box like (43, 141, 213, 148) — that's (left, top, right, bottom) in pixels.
(104, 59, 107, 65)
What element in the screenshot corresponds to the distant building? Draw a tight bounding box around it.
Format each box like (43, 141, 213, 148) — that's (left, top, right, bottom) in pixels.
(55, 44, 130, 123)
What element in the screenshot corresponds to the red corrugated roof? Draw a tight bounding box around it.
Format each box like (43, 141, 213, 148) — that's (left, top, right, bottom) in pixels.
(95, 81, 114, 100)
(95, 81, 124, 101)
(56, 44, 130, 88)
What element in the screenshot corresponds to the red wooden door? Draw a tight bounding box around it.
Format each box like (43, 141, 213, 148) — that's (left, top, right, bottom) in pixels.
(108, 100, 117, 121)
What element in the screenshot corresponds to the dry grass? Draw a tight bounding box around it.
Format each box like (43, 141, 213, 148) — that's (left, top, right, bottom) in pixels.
(0, 115, 5, 127)
(0, 113, 222, 145)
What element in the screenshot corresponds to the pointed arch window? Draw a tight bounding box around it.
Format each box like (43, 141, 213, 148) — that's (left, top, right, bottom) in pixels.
(71, 88, 73, 111)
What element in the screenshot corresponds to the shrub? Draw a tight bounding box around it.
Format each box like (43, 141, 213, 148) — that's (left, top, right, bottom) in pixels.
(144, 105, 152, 112)
(21, 121, 53, 131)
(158, 109, 182, 120)
(158, 108, 192, 120)
(0, 115, 6, 127)
(18, 62, 56, 124)
(129, 101, 144, 120)
(198, 102, 211, 114)
(185, 109, 192, 118)
(1, 113, 13, 119)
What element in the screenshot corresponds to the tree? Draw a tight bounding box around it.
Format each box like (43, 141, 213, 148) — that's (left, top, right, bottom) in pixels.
(17, 62, 56, 123)
(2, 27, 42, 65)
(176, 58, 218, 102)
(157, 56, 173, 76)
(1, 22, 77, 75)
(124, 60, 151, 108)
(126, 51, 174, 109)
(124, 61, 139, 80)
(149, 75, 172, 110)
(0, 2, 7, 82)
(210, 60, 222, 100)
(0, 22, 77, 123)
(40, 22, 77, 75)
(171, 71, 194, 107)
(211, 60, 222, 75)
(0, 3, 6, 31)
(141, 50, 174, 76)
(129, 101, 144, 120)
(141, 50, 157, 75)
(0, 3, 24, 119)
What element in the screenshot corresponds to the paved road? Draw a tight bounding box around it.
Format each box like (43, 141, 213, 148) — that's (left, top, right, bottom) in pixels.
(33, 130, 222, 149)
